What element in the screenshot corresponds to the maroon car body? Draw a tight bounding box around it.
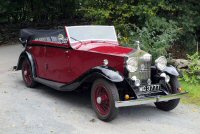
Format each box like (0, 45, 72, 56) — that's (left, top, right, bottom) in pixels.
(29, 40, 131, 83)
(16, 25, 187, 121)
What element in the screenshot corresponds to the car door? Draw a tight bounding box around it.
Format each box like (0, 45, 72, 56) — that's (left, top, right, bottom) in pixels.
(44, 42, 71, 83)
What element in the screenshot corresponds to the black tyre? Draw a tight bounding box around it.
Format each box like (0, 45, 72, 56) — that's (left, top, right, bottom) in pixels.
(155, 76, 180, 111)
(91, 79, 119, 121)
(22, 58, 37, 88)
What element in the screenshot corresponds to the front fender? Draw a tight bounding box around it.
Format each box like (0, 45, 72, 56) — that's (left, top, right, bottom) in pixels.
(163, 65, 179, 76)
(81, 66, 124, 83)
(93, 66, 124, 82)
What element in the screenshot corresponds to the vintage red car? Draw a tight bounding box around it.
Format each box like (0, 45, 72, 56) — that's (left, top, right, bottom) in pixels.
(16, 25, 187, 121)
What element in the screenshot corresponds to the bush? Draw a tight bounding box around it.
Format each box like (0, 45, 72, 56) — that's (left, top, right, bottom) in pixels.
(119, 17, 179, 59)
(79, 0, 200, 58)
(182, 52, 200, 84)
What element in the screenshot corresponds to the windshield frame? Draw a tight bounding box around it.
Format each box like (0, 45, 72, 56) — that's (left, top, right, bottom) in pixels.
(65, 25, 118, 45)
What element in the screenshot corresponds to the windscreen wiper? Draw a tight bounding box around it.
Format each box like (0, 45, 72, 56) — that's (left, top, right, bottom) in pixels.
(70, 37, 82, 44)
(70, 37, 84, 49)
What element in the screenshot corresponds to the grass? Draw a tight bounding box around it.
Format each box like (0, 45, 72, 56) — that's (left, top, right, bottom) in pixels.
(180, 80, 200, 106)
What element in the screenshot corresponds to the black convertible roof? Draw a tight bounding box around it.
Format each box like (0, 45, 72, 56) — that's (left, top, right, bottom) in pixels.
(20, 29, 66, 42)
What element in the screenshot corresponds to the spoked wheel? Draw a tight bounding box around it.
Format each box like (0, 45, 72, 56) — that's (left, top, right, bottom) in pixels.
(94, 85, 110, 115)
(155, 76, 180, 111)
(22, 58, 36, 88)
(91, 79, 119, 121)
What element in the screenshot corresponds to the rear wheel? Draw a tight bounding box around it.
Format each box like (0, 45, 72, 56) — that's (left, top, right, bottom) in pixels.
(22, 58, 36, 88)
(155, 76, 180, 111)
(91, 79, 119, 121)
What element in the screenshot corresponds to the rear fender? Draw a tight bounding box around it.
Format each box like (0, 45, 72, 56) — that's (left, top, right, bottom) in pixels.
(16, 51, 36, 78)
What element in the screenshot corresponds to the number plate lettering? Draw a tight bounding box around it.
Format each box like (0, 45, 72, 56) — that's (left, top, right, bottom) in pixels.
(139, 85, 160, 92)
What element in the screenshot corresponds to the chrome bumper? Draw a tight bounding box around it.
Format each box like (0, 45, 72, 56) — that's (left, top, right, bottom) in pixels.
(115, 92, 188, 108)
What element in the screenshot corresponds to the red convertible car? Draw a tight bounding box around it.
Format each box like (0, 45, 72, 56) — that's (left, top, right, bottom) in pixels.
(16, 25, 187, 121)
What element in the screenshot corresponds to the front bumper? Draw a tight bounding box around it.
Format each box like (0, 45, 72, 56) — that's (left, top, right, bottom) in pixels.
(115, 92, 188, 108)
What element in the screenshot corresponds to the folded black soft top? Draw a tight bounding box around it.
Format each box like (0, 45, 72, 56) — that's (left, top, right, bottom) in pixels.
(19, 29, 65, 42)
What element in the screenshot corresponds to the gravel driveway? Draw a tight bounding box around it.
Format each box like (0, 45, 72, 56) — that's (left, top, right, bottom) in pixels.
(0, 44, 200, 134)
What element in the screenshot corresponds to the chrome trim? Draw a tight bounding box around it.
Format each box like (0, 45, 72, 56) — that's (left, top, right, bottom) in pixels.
(115, 92, 188, 107)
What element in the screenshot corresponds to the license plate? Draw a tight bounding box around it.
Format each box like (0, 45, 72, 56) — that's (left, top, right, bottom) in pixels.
(139, 85, 160, 92)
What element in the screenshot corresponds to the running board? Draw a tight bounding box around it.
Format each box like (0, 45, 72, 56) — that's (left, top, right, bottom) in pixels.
(34, 77, 80, 91)
(115, 92, 188, 108)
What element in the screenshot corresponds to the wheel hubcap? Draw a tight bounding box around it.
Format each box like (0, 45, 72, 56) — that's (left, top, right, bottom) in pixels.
(24, 70, 28, 75)
(97, 97, 102, 104)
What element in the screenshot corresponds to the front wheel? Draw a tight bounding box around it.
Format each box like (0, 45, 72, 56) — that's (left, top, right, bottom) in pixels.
(155, 76, 180, 111)
(91, 79, 119, 121)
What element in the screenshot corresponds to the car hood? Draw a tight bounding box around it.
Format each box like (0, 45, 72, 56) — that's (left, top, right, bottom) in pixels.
(77, 43, 134, 56)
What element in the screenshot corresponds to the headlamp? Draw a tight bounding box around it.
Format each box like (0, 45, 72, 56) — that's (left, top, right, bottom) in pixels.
(155, 56, 167, 71)
(126, 57, 138, 72)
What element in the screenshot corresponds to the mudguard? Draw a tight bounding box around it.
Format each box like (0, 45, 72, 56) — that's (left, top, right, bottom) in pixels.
(79, 66, 124, 83)
(16, 51, 36, 78)
(92, 66, 124, 82)
(163, 65, 179, 76)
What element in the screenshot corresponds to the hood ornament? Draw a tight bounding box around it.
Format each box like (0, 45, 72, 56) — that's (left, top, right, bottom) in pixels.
(135, 41, 141, 50)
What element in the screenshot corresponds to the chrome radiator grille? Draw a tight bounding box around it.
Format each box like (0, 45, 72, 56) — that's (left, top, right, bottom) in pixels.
(137, 59, 151, 80)
(128, 55, 152, 83)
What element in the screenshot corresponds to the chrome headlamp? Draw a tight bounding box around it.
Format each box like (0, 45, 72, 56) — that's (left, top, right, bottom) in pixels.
(155, 56, 167, 71)
(126, 57, 138, 72)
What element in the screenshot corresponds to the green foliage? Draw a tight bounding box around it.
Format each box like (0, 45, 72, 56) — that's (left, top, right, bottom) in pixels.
(0, 0, 200, 57)
(180, 80, 200, 106)
(119, 17, 179, 58)
(0, 0, 78, 24)
(79, 0, 200, 58)
(175, 1, 200, 53)
(182, 52, 200, 84)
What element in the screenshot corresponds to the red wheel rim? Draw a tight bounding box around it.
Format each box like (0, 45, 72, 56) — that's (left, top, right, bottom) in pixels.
(94, 84, 110, 115)
(23, 60, 32, 85)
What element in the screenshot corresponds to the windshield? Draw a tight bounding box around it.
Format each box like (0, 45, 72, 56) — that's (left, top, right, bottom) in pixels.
(66, 26, 118, 44)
